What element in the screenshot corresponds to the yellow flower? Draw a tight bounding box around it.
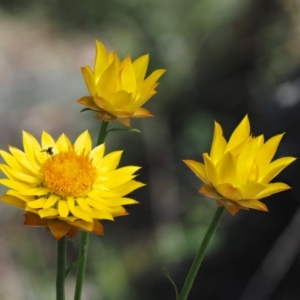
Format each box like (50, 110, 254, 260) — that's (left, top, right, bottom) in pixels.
(183, 115, 296, 216)
(77, 40, 166, 126)
(0, 130, 144, 239)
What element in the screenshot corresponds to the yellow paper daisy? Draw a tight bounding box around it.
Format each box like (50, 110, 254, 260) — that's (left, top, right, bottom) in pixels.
(0, 130, 144, 239)
(183, 115, 296, 216)
(77, 40, 166, 126)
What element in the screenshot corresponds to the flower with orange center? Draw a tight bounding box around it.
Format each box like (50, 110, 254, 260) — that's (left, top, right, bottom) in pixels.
(0, 130, 144, 239)
(77, 40, 166, 126)
(183, 115, 296, 215)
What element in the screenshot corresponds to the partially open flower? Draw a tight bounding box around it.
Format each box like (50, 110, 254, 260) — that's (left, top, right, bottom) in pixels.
(0, 130, 144, 239)
(183, 115, 296, 215)
(77, 40, 166, 126)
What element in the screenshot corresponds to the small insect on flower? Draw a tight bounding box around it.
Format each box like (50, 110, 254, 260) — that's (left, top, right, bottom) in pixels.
(41, 147, 54, 156)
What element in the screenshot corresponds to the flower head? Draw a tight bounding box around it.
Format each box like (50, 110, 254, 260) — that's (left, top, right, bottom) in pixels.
(77, 40, 166, 126)
(183, 115, 296, 215)
(0, 130, 144, 239)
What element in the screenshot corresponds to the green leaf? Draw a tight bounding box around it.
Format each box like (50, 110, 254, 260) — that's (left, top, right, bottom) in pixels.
(162, 267, 179, 300)
(80, 108, 94, 113)
(107, 128, 141, 134)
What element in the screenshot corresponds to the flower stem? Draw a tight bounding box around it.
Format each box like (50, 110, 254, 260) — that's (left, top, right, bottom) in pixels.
(56, 236, 67, 300)
(74, 232, 89, 300)
(74, 121, 109, 300)
(97, 121, 109, 145)
(178, 206, 225, 300)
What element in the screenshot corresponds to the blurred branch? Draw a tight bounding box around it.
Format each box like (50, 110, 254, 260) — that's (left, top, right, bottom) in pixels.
(238, 205, 300, 300)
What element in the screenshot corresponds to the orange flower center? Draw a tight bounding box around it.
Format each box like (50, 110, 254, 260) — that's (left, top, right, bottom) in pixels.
(41, 150, 97, 197)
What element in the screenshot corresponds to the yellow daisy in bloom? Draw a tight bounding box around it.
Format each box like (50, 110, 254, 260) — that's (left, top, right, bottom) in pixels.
(183, 115, 296, 216)
(0, 130, 144, 239)
(77, 40, 166, 126)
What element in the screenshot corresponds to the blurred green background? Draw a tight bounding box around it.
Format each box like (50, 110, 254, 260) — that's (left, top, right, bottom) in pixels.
(1, 0, 300, 299)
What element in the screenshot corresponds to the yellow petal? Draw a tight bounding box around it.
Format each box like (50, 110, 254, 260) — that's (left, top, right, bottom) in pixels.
(120, 57, 137, 93)
(94, 40, 110, 80)
(254, 182, 291, 199)
(240, 182, 266, 198)
(117, 117, 131, 127)
(1, 194, 26, 209)
(203, 153, 219, 186)
(27, 198, 47, 209)
(74, 130, 92, 154)
(111, 180, 145, 196)
(67, 197, 93, 222)
(133, 54, 149, 83)
(98, 151, 123, 173)
(9, 146, 40, 176)
(238, 199, 268, 211)
(256, 134, 284, 171)
(132, 107, 153, 117)
(58, 200, 69, 218)
(101, 197, 138, 206)
(39, 208, 58, 218)
(199, 184, 223, 199)
(216, 152, 236, 184)
(41, 131, 56, 151)
(96, 60, 118, 97)
(259, 157, 296, 184)
(76, 197, 92, 212)
(210, 122, 227, 163)
(141, 69, 166, 94)
(43, 194, 59, 209)
(183, 159, 208, 184)
(77, 96, 99, 110)
(81, 66, 97, 95)
(22, 131, 42, 167)
(226, 115, 250, 152)
(56, 133, 72, 152)
(215, 183, 243, 201)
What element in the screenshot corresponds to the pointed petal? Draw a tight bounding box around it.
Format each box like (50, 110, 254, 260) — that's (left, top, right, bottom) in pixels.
(96, 60, 118, 97)
(81, 66, 97, 95)
(58, 200, 69, 218)
(48, 220, 72, 240)
(132, 54, 149, 83)
(199, 184, 223, 199)
(240, 182, 267, 198)
(210, 122, 227, 162)
(77, 96, 99, 110)
(1, 194, 26, 209)
(132, 107, 153, 117)
(183, 159, 208, 184)
(56, 133, 72, 152)
(215, 183, 243, 201)
(74, 130, 92, 154)
(226, 115, 250, 152)
(256, 134, 284, 170)
(216, 152, 236, 184)
(94, 40, 110, 80)
(254, 182, 291, 199)
(203, 153, 219, 186)
(238, 199, 268, 211)
(259, 157, 296, 184)
(117, 117, 131, 127)
(91, 220, 104, 235)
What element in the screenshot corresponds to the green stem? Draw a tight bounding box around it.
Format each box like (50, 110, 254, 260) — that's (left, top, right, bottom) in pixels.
(74, 232, 89, 300)
(56, 236, 67, 300)
(178, 206, 225, 300)
(74, 121, 109, 300)
(97, 121, 109, 145)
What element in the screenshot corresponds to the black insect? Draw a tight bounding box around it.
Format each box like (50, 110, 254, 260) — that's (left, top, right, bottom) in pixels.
(41, 147, 54, 156)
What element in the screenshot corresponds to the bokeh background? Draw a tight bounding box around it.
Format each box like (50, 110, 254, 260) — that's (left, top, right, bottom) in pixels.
(1, 0, 300, 299)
